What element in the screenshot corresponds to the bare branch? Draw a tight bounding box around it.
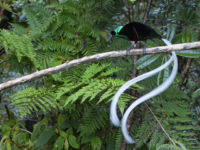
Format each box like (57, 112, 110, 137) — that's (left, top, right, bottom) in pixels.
(0, 41, 200, 91)
(143, 0, 152, 24)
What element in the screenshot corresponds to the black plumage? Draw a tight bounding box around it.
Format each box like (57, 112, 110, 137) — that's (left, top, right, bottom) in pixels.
(111, 21, 162, 43)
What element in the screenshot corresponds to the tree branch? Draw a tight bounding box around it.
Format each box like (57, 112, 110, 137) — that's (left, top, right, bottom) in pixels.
(143, 0, 152, 24)
(0, 41, 200, 91)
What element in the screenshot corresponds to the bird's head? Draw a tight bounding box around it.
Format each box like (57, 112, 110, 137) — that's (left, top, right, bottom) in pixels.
(111, 25, 129, 40)
(114, 26, 123, 34)
(111, 26, 124, 37)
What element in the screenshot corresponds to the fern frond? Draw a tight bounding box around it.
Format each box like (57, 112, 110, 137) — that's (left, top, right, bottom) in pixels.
(11, 88, 61, 117)
(135, 113, 156, 147)
(77, 105, 109, 137)
(0, 2, 13, 13)
(24, 3, 55, 39)
(114, 129, 123, 150)
(0, 30, 37, 66)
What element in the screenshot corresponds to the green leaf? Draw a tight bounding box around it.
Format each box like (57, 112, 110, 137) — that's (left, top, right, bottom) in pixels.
(136, 55, 152, 65)
(57, 114, 64, 127)
(59, 130, 68, 138)
(167, 25, 176, 42)
(11, 88, 58, 117)
(157, 142, 187, 150)
(6, 142, 11, 150)
(0, 2, 14, 13)
(91, 137, 101, 150)
(35, 127, 55, 148)
(176, 142, 187, 150)
(157, 56, 170, 85)
(176, 50, 200, 58)
(31, 121, 45, 141)
(54, 137, 65, 150)
(136, 54, 160, 69)
(128, 0, 136, 2)
(157, 144, 179, 150)
(64, 138, 69, 150)
(13, 132, 28, 145)
(68, 135, 80, 149)
(181, 28, 196, 43)
(192, 88, 200, 99)
(66, 128, 73, 135)
(0, 30, 37, 66)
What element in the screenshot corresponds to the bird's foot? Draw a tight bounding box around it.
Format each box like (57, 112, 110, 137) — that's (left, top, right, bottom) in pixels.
(126, 46, 132, 55)
(143, 45, 147, 54)
(126, 41, 136, 55)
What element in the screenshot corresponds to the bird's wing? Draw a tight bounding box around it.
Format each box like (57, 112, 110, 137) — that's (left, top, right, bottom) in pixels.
(131, 25, 139, 40)
(119, 23, 138, 41)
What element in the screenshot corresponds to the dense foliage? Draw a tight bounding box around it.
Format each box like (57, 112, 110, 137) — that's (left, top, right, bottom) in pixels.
(0, 0, 199, 150)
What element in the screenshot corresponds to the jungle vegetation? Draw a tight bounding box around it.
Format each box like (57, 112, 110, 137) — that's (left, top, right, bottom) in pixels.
(0, 0, 199, 150)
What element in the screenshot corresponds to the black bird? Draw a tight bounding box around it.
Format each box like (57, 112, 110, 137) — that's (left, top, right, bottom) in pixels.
(111, 21, 162, 50)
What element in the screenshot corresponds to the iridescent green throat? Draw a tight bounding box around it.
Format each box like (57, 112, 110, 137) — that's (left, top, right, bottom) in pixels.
(114, 26, 129, 40)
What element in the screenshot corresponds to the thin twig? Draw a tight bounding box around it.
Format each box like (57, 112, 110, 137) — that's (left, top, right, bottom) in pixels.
(144, 102, 176, 146)
(0, 49, 5, 56)
(19, 128, 32, 135)
(143, 0, 152, 24)
(4, 105, 10, 119)
(0, 8, 4, 18)
(178, 58, 192, 88)
(0, 59, 5, 64)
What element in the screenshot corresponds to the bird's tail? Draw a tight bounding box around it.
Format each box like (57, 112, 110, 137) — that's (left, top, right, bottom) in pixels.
(110, 39, 178, 144)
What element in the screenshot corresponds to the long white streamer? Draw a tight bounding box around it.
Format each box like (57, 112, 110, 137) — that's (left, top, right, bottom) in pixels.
(110, 39, 178, 143)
